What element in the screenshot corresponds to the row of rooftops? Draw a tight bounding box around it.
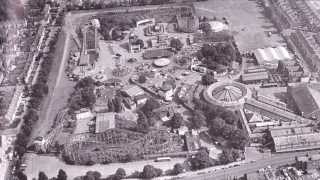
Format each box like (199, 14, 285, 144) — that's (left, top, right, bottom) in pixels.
(270, 0, 304, 27)
(270, 125, 320, 152)
(271, 0, 320, 30)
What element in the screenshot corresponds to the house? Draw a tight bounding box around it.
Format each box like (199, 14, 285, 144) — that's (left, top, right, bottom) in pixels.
(129, 34, 142, 53)
(121, 85, 145, 99)
(277, 60, 304, 82)
(134, 94, 148, 106)
(241, 71, 269, 84)
(269, 126, 320, 153)
(75, 109, 94, 121)
(143, 48, 174, 59)
(296, 154, 320, 172)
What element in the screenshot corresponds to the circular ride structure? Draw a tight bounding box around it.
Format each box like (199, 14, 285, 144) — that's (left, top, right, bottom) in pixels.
(153, 58, 171, 67)
(203, 81, 251, 107)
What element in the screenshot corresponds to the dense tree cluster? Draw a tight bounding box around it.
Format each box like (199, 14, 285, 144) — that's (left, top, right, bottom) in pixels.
(201, 72, 216, 86)
(68, 77, 96, 112)
(136, 98, 161, 133)
(36, 169, 67, 180)
(141, 165, 163, 179)
(170, 112, 183, 129)
(66, 0, 172, 11)
(189, 148, 216, 170)
(190, 110, 207, 129)
(98, 17, 135, 40)
(193, 99, 248, 150)
(170, 38, 183, 51)
(13, 20, 60, 174)
(199, 22, 212, 35)
(197, 43, 238, 71)
(219, 148, 241, 165)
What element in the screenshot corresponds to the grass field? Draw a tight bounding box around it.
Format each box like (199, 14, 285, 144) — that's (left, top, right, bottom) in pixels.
(194, 0, 286, 52)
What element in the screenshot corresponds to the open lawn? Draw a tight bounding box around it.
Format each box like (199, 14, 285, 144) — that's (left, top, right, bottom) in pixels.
(24, 154, 185, 179)
(194, 0, 286, 52)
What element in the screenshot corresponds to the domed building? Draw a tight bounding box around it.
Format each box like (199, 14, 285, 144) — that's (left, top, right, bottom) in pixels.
(153, 58, 171, 67)
(203, 80, 251, 107)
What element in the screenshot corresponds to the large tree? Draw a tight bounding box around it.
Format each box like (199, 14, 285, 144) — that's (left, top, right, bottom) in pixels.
(38, 171, 49, 180)
(31, 82, 48, 98)
(75, 77, 95, 90)
(15, 171, 27, 180)
(115, 168, 126, 179)
(200, 22, 212, 35)
(57, 169, 67, 180)
(137, 111, 149, 133)
(230, 129, 248, 149)
(219, 148, 240, 164)
(201, 73, 216, 86)
(190, 148, 214, 170)
(208, 117, 226, 136)
(142, 98, 160, 113)
(220, 110, 238, 125)
(170, 38, 183, 51)
(171, 113, 183, 129)
(190, 110, 207, 129)
(172, 163, 184, 175)
(141, 165, 162, 179)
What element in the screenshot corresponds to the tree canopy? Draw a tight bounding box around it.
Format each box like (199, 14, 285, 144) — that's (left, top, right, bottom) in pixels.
(141, 165, 163, 179)
(200, 22, 212, 35)
(197, 43, 239, 71)
(201, 73, 216, 86)
(69, 77, 96, 112)
(57, 169, 67, 180)
(170, 113, 183, 129)
(170, 38, 183, 51)
(189, 148, 215, 170)
(115, 168, 126, 179)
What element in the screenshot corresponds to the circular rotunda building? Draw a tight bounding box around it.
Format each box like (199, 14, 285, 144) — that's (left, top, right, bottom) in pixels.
(203, 80, 251, 107)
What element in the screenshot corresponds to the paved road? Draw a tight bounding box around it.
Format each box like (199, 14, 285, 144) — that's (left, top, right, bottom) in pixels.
(172, 150, 320, 180)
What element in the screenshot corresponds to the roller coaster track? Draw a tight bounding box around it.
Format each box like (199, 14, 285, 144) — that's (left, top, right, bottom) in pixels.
(64, 128, 183, 163)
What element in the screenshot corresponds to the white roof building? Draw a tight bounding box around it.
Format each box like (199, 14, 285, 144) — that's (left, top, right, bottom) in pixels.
(76, 111, 94, 121)
(208, 21, 229, 32)
(254, 46, 292, 69)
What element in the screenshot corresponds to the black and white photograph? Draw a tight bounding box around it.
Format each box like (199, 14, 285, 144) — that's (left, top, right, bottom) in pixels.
(1, 0, 320, 179)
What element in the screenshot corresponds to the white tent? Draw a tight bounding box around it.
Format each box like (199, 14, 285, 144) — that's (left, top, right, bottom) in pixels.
(254, 46, 292, 68)
(209, 21, 229, 32)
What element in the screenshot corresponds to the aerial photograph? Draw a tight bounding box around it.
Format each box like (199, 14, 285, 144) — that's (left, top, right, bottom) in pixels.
(2, 0, 320, 179)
